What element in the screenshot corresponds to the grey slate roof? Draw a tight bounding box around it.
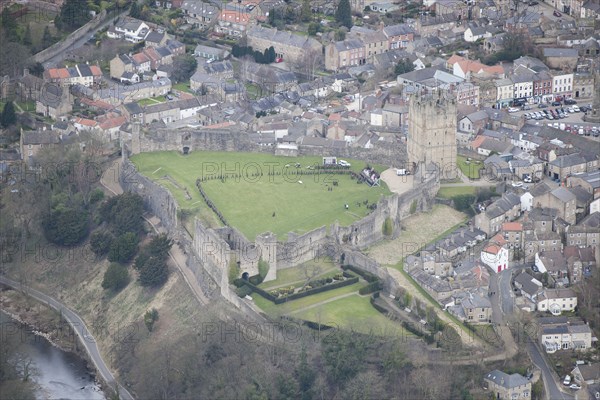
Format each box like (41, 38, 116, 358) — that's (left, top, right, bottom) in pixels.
(543, 48, 579, 58)
(485, 370, 529, 389)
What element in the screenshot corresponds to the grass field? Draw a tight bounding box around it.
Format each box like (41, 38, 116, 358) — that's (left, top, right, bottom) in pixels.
(293, 294, 407, 336)
(259, 259, 338, 290)
(138, 96, 167, 106)
(132, 151, 390, 239)
(437, 186, 477, 199)
(172, 82, 194, 94)
(457, 155, 481, 179)
(252, 281, 365, 315)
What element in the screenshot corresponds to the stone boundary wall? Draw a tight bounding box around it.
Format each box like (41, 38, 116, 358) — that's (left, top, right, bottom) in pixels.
(33, 10, 108, 63)
(342, 250, 401, 295)
(276, 226, 329, 270)
(136, 128, 407, 167)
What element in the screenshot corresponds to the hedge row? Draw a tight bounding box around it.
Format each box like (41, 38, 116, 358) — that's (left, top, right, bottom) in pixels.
(341, 264, 379, 283)
(240, 276, 359, 304)
(369, 295, 389, 315)
(401, 321, 435, 344)
(359, 280, 383, 295)
(274, 277, 359, 304)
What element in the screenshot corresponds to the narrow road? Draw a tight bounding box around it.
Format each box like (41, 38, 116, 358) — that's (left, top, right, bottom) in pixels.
(0, 276, 135, 400)
(527, 341, 575, 400)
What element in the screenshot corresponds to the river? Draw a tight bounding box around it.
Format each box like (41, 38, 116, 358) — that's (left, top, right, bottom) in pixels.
(0, 311, 106, 400)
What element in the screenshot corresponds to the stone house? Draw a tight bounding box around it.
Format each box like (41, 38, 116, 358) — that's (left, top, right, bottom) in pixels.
(194, 44, 229, 61)
(564, 245, 596, 283)
(501, 221, 523, 252)
(536, 250, 569, 283)
(547, 153, 588, 181)
(475, 192, 521, 235)
(325, 39, 365, 71)
(567, 170, 600, 198)
(20, 129, 60, 162)
(539, 318, 593, 352)
(571, 363, 600, 386)
(43, 64, 103, 88)
(565, 212, 600, 247)
(35, 85, 72, 119)
(414, 14, 460, 38)
(573, 72, 594, 99)
(246, 26, 322, 66)
(537, 187, 577, 225)
(543, 48, 579, 70)
(537, 288, 578, 313)
(514, 272, 543, 303)
(460, 292, 492, 324)
(181, 1, 218, 29)
(214, 10, 253, 38)
(382, 24, 415, 49)
(484, 370, 531, 400)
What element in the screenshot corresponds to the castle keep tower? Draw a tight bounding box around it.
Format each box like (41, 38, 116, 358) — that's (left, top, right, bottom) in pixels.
(407, 90, 457, 179)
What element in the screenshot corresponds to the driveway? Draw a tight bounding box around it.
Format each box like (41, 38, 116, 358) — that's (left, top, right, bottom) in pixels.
(0, 276, 135, 400)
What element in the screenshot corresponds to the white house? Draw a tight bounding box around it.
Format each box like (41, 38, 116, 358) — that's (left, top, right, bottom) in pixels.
(590, 197, 600, 214)
(537, 288, 578, 314)
(521, 192, 534, 212)
(110, 18, 150, 42)
(552, 73, 573, 100)
(464, 26, 493, 42)
(481, 241, 509, 273)
(541, 322, 593, 353)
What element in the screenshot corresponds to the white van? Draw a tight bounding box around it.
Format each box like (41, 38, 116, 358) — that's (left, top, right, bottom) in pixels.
(338, 160, 351, 167)
(396, 168, 409, 176)
(563, 375, 571, 386)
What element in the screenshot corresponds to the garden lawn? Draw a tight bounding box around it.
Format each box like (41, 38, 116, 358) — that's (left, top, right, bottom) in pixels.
(457, 155, 481, 179)
(173, 82, 194, 93)
(138, 96, 166, 106)
(252, 281, 364, 315)
(294, 294, 408, 337)
(131, 151, 390, 240)
(259, 259, 338, 290)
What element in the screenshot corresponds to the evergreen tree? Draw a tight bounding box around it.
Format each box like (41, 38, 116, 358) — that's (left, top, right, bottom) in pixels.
(334, 28, 346, 41)
(335, 0, 352, 29)
(102, 263, 129, 292)
(55, 0, 91, 31)
(138, 256, 168, 287)
(23, 25, 32, 47)
(268, 46, 276, 63)
(129, 1, 141, 18)
(395, 58, 415, 75)
(107, 232, 138, 263)
(1, 101, 17, 127)
(42, 27, 54, 49)
(300, 0, 312, 22)
(1, 9, 19, 42)
(42, 207, 89, 246)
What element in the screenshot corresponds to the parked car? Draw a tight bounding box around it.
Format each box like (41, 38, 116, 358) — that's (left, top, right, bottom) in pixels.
(166, 94, 174, 100)
(508, 107, 520, 113)
(573, 105, 580, 112)
(511, 181, 523, 187)
(564, 98, 577, 105)
(551, 101, 561, 106)
(563, 375, 571, 386)
(570, 384, 581, 390)
(538, 103, 548, 108)
(553, 10, 562, 17)
(528, 0, 538, 4)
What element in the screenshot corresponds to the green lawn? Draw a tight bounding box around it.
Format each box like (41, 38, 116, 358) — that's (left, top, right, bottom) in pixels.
(457, 155, 481, 179)
(173, 82, 194, 94)
(137, 96, 167, 106)
(17, 101, 35, 112)
(259, 259, 338, 290)
(132, 151, 390, 240)
(252, 281, 364, 315)
(437, 186, 477, 198)
(294, 294, 408, 337)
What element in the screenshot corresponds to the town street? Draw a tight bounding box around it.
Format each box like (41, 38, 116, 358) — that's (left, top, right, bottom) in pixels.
(527, 341, 575, 400)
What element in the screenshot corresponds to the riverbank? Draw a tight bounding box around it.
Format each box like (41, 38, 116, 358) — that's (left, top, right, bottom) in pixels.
(0, 285, 103, 388)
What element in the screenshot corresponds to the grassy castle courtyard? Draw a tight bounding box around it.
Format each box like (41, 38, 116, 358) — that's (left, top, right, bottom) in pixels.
(131, 151, 391, 239)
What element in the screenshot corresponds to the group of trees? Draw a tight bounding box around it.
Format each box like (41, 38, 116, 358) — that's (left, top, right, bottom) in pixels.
(231, 44, 277, 64)
(134, 234, 173, 287)
(93, 192, 145, 292)
(395, 58, 415, 75)
(54, 0, 92, 31)
(0, 102, 17, 128)
(171, 55, 197, 83)
(335, 0, 353, 30)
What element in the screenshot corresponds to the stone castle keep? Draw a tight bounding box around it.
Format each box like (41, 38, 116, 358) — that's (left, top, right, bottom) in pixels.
(407, 90, 458, 179)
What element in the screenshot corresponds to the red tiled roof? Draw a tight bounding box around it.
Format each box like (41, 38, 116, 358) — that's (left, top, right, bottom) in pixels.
(502, 222, 523, 232)
(483, 244, 502, 255)
(219, 10, 251, 24)
(471, 135, 486, 149)
(46, 68, 71, 79)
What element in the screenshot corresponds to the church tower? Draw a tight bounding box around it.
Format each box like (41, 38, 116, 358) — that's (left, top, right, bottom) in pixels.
(407, 90, 457, 179)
